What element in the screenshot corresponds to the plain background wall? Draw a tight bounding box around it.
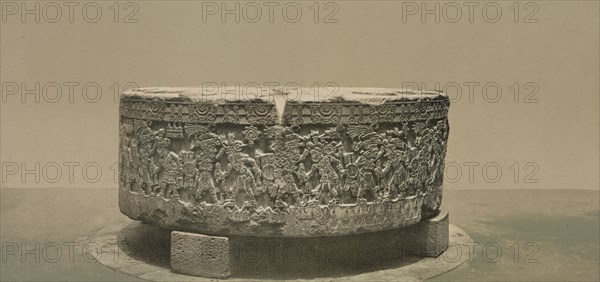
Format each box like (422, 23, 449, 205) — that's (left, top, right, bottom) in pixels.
(0, 0, 598, 190)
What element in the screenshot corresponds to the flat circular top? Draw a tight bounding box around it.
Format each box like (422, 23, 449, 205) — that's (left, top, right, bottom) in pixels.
(122, 87, 446, 103)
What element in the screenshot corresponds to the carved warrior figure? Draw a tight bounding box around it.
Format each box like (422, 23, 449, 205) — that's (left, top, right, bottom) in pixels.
(190, 132, 222, 203)
(276, 174, 304, 206)
(158, 151, 181, 199)
(180, 151, 197, 202)
(306, 148, 340, 204)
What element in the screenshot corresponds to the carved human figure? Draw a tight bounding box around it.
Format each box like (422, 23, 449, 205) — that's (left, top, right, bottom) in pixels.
(129, 142, 142, 192)
(179, 151, 197, 202)
(386, 160, 408, 199)
(120, 137, 138, 192)
(265, 178, 278, 205)
(257, 153, 276, 207)
(219, 133, 263, 205)
(296, 163, 311, 194)
(119, 125, 132, 188)
(228, 161, 257, 206)
(416, 148, 430, 195)
(158, 151, 181, 199)
(308, 149, 340, 204)
(190, 133, 224, 203)
(353, 140, 384, 201)
(195, 165, 219, 203)
(356, 169, 380, 202)
(340, 175, 357, 203)
(121, 145, 133, 190)
(148, 129, 167, 183)
(277, 174, 304, 206)
(338, 153, 359, 204)
(134, 125, 159, 194)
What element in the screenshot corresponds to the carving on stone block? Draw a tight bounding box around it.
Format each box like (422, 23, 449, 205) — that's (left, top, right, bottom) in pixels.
(119, 88, 450, 237)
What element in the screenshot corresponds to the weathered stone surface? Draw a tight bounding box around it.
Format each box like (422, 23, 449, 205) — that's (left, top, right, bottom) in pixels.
(171, 231, 232, 278)
(118, 87, 450, 237)
(403, 210, 449, 257)
(422, 210, 449, 256)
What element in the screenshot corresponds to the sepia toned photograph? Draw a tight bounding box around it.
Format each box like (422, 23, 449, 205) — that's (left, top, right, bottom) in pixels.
(0, 1, 598, 281)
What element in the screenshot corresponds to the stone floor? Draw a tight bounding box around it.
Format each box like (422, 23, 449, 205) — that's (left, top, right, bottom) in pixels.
(1, 188, 598, 281)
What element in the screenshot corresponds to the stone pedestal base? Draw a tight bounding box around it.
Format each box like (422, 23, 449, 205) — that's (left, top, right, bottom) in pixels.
(406, 210, 449, 257)
(170, 211, 449, 279)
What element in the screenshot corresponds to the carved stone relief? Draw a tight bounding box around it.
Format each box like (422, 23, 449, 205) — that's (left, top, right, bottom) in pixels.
(119, 88, 450, 237)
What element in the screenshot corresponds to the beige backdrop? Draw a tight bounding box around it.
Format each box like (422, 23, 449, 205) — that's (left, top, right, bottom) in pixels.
(1, 1, 598, 190)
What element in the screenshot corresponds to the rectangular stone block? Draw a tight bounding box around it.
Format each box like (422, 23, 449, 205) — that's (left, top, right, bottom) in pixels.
(170, 231, 232, 279)
(415, 211, 449, 257)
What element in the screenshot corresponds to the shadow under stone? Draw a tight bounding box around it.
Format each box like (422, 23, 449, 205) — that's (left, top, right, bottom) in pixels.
(116, 222, 172, 269)
(116, 222, 437, 280)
